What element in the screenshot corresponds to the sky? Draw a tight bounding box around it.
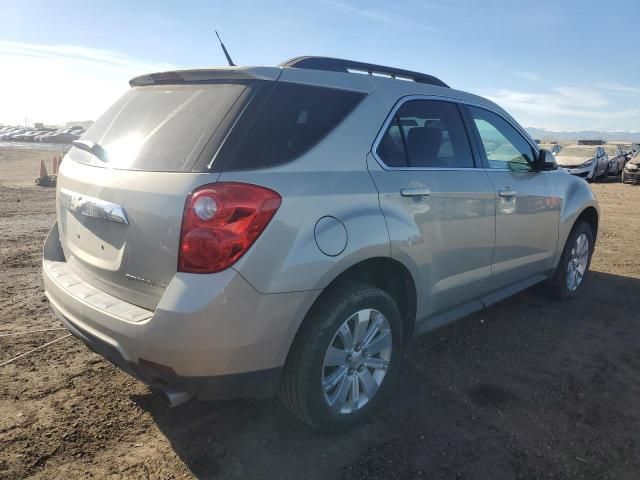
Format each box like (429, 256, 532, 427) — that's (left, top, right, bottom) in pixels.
(0, 0, 639, 131)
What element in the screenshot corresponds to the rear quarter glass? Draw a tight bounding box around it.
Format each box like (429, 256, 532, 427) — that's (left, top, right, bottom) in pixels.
(212, 82, 366, 171)
(75, 83, 252, 172)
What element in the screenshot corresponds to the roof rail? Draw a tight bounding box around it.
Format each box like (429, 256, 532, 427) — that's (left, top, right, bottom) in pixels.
(279, 56, 449, 88)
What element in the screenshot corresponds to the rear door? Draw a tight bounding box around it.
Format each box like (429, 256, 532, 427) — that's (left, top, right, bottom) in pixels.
(368, 98, 496, 318)
(464, 105, 560, 290)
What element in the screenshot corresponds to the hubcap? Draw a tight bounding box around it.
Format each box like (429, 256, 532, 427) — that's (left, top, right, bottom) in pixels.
(322, 309, 392, 414)
(566, 233, 589, 291)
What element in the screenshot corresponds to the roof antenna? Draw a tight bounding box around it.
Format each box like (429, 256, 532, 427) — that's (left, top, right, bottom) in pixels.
(215, 30, 235, 66)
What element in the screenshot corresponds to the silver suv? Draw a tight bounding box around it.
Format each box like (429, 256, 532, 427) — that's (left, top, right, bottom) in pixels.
(43, 57, 598, 431)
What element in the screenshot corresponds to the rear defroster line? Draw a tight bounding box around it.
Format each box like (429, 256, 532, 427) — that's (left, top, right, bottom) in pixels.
(0, 334, 72, 367)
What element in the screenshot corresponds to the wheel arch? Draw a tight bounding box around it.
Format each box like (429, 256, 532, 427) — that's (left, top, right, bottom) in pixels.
(295, 257, 418, 343)
(553, 173, 599, 266)
(575, 205, 598, 240)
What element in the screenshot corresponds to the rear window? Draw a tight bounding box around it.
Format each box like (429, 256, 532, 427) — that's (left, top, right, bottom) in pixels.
(215, 82, 365, 171)
(76, 83, 249, 171)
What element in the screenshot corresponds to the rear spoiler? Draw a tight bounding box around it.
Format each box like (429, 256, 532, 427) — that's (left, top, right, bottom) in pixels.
(129, 67, 281, 87)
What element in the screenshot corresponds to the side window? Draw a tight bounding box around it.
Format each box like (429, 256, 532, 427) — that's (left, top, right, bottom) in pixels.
(467, 106, 536, 171)
(376, 99, 474, 168)
(223, 82, 365, 171)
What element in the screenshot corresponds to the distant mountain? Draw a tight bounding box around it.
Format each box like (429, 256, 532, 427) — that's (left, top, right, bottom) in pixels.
(526, 127, 640, 142)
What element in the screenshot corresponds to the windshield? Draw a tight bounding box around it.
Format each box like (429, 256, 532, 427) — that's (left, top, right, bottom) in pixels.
(556, 146, 595, 157)
(77, 83, 250, 171)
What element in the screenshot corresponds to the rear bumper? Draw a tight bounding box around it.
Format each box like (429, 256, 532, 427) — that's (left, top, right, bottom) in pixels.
(42, 223, 318, 400)
(56, 308, 282, 400)
(623, 170, 640, 184)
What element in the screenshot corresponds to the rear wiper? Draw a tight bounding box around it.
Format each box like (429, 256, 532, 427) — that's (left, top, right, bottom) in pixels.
(72, 139, 108, 163)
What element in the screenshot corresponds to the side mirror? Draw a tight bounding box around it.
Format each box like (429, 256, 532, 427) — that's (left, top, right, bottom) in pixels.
(536, 149, 557, 171)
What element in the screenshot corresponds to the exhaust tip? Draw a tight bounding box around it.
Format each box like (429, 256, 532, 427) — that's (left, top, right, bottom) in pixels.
(164, 389, 193, 408)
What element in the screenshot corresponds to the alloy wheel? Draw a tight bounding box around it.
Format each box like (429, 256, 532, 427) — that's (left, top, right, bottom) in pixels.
(322, 309, 392, 414)
(566, 233, 589, 291)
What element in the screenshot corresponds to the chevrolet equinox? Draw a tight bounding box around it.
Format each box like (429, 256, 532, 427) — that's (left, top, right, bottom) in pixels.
(43, 57, 599, 431)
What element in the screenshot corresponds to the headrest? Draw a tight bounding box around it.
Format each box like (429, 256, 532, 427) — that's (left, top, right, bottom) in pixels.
(406, 127, 442, 167)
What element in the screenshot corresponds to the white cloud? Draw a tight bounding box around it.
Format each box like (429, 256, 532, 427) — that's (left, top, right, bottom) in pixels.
(512, 71, 543, 83)
(318, 0, 440, 32)
(598, 82, 640, 97)
(0, 41, 175, 126)
(484, 86, 640, 130)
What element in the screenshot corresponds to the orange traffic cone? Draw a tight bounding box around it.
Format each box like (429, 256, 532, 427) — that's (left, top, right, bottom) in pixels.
(39, 159, 48, 179)
(52, 156, 58, 175)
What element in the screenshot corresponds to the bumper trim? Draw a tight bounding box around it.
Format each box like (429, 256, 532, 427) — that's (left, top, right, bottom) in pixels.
(44, 258, 153, 323)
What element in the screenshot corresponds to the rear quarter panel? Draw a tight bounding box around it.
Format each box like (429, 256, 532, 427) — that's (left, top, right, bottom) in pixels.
(218, 78, 399, 298)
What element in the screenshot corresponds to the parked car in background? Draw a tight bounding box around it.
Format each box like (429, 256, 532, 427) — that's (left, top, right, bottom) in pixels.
(622, 153, 640, 184)
(0, 125, 84, 143)
(604, 144, 628, 175)
(0, 128, 18, 140)
(539, 143, 562, 155)
(555, 145, 609, 180)
(38, 128, 84, 143)
(3, 129, 27, 140)
(43, 56, 599, 431)
(35, 131, 56, 142)
(12, 130, 37, 141)
(46, 131, 82, 143)
(32, 129, 56, 141)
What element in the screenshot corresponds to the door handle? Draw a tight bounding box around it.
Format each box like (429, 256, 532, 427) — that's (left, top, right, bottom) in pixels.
(498, 188, 517, 198)
(401, 187, 431, 197)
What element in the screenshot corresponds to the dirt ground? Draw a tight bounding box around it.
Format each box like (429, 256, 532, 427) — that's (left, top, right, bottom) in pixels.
(1, 146, 639, 480)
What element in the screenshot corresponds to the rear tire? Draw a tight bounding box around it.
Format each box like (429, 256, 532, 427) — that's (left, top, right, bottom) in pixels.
(279, 283, 404, 431)
(547, 221, 594, 300)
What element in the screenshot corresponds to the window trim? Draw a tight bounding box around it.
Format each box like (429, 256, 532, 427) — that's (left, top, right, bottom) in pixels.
(371, 94, 540, 172)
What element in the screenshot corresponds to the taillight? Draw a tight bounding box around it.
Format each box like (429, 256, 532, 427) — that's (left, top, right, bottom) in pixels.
(178, 182, 281, 273)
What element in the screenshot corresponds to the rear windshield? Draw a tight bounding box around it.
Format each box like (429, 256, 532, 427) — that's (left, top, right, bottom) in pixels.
(214, 82, 366, 171)
(76, 83, 249, 171)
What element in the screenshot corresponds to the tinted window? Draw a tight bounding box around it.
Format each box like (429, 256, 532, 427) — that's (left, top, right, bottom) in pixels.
(376, 100, 474, 168)
(222, 82, 365, 170)
(468, 106, 536, 171)
(78, 84, 249, 171)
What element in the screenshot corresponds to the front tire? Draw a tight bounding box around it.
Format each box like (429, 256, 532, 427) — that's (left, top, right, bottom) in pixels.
(547, 221, 594, 300)
(279, 283, 404, 431)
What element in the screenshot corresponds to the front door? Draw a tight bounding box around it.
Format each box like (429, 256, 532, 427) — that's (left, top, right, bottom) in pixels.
(464, 105, 560, 290)
(368, 98, 496, 319)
